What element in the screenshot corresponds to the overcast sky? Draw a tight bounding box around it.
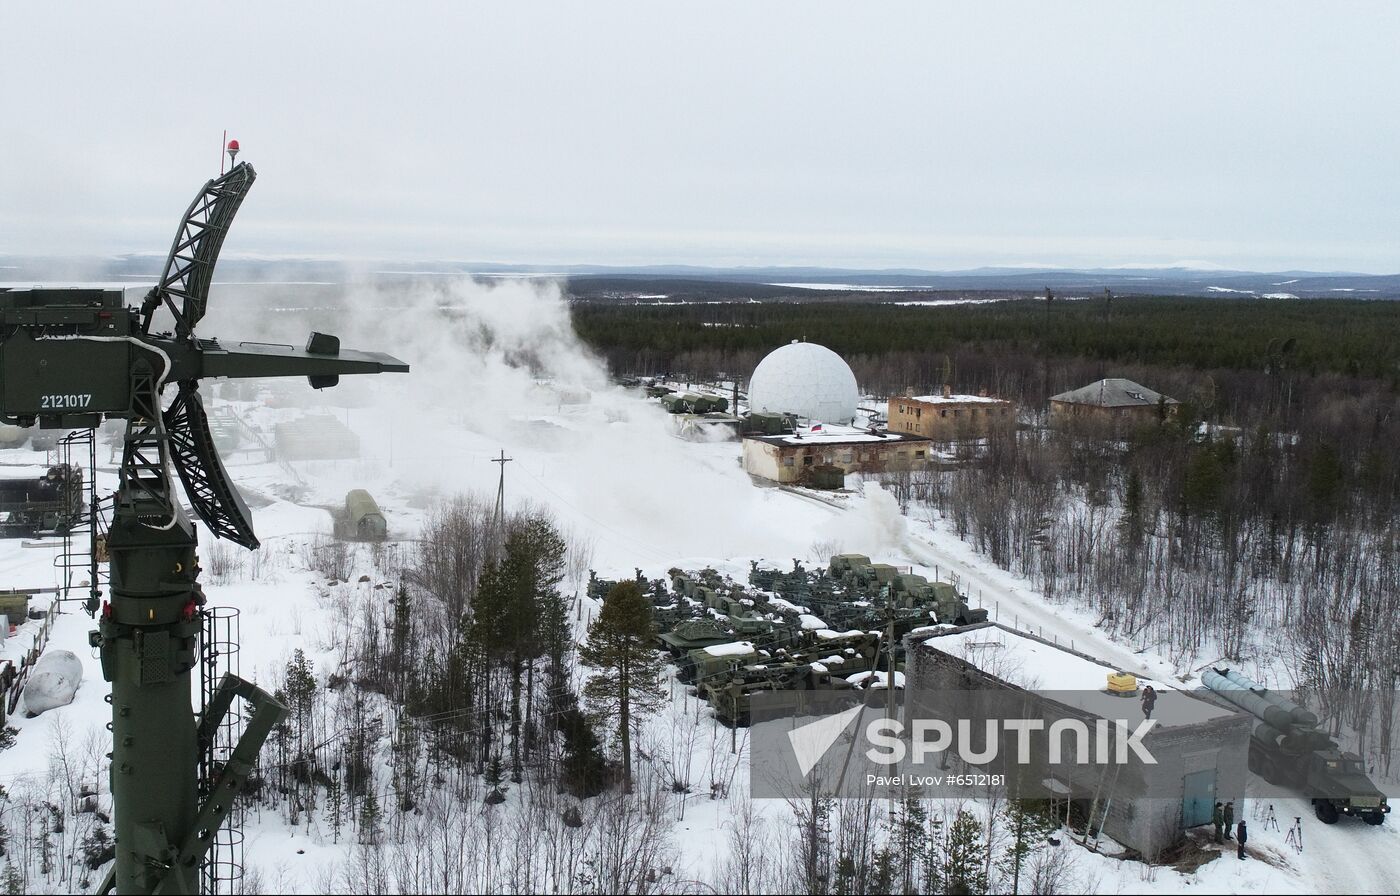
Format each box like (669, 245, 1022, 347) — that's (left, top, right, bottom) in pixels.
(2, 2, 1397, 272)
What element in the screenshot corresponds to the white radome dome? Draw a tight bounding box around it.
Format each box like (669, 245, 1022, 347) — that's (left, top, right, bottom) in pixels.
(748, 341, 859, 424)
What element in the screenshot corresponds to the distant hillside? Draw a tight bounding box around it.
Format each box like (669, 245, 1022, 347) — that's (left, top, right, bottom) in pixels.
(4, 256, 1399, 300)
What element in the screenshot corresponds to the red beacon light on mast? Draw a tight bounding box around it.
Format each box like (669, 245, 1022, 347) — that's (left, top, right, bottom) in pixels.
(226, 138, 240, 168)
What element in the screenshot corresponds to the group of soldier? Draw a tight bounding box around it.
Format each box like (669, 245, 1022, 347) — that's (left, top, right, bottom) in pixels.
(1213, 800, 1249, 859)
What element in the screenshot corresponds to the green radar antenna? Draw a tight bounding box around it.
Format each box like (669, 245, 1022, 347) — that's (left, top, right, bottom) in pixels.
(0, 156, 407, 894)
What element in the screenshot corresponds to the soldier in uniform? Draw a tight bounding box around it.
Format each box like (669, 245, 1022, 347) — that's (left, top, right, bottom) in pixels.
(1212, 802, 1224, 843)
(1224, 800, 1235, 839)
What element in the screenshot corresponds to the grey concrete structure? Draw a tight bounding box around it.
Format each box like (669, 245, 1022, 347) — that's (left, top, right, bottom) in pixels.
(905, 622, 1250, 859)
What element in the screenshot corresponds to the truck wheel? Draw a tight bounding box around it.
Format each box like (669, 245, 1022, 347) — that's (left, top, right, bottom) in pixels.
(1315, 801, 1340, 824)
(1256, 757, 1281, 784)
(1365, 814, 1385, 826)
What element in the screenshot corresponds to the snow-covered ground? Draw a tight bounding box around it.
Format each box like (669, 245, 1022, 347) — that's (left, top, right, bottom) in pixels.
(1, 277, 1396, 893)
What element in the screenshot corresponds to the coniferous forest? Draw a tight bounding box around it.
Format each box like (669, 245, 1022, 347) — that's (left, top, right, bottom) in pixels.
(576, 295, 1400, 771)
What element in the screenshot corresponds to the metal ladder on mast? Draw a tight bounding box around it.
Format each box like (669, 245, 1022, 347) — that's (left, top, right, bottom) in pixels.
(53, 429, 108, 612)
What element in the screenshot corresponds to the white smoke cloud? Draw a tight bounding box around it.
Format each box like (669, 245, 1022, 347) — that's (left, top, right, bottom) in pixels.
(830, 482, 907, 557)
(297, 275, 901, 574)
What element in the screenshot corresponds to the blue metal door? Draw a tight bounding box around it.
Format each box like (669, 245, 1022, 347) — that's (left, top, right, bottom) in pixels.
(1182, 769, 1215, 827)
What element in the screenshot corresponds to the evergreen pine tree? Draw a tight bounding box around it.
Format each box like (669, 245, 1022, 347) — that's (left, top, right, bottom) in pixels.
(282, 650, 318, 811)
(869, 848, 895, 896)
(556, 706, 607, 797)
(1, 864, 22, 896)
(941, 809, 987, 896)
(391, 717, 421, 813)
(466, 514, 568, 783)
(389, 584, 413, 699)
(283, 649, 318, 746)
(579, 581, 665, 791)
(920, 812, 944, 895)
(358, 789, 382, 846)
(326, 771, 344, 844)
(998, 799, 1059, 895)
(834, 853, 858, 895)
(887, 798, 930, 895)
(484, 753, 506, 790)
(79, 824, 115, 870)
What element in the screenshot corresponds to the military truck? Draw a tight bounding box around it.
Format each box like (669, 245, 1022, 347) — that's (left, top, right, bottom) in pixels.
(831, 555, 899, 594)
(742, 411, 796, 436)
(0, 592, 31, 624)
(0, 464, 83, 536)
(690, 394, 729, 414)
(342, 489, 387, 540)
(1204, 668, 1389, 825)
(683, 641, 759, 686)
(924, 580, 989, 626)
(658, 618, 735, 656)
(660, 392, 693, 413)
(701, 630, 880, 724)
(707, 663, 856, 726)
(586, 570, 620, 602)
(829, 554, 873, 577)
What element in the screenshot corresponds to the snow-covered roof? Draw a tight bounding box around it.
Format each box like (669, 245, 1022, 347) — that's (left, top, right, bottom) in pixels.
(747, 423, 930, 447)
(1049, 378, 1178, 408)
(920, 625, 1233, 729)
(904, 394, 1009, 405)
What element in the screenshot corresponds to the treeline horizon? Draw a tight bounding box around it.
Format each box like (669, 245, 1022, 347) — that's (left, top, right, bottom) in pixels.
(572, 295, 1400, 389)
(576, 295, 1400, 763)
(574, 298, 1400, 499)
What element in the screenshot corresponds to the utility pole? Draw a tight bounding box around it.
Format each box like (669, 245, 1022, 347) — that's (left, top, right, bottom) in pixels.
(882, 583, 897, 724)
(491, 450, 513, 553)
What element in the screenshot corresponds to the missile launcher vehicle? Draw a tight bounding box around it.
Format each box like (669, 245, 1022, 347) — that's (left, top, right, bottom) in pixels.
(1203, 668, 1389, 825)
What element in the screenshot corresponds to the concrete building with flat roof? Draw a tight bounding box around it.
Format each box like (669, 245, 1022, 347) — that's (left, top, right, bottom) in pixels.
(742, 424, 931, 485)
(889, 387, 1014, 441)
(906, 622, 1249, 859)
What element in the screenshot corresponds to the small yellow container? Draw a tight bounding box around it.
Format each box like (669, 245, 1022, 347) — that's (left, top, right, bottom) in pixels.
(1106, 671, 1139, 695)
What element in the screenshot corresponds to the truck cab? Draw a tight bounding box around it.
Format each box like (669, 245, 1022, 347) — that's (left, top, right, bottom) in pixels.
(1306, 750, 1389, 825)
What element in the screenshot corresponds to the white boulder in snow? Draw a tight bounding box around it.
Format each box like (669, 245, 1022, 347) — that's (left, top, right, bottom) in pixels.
(23, 649, 83, 715)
